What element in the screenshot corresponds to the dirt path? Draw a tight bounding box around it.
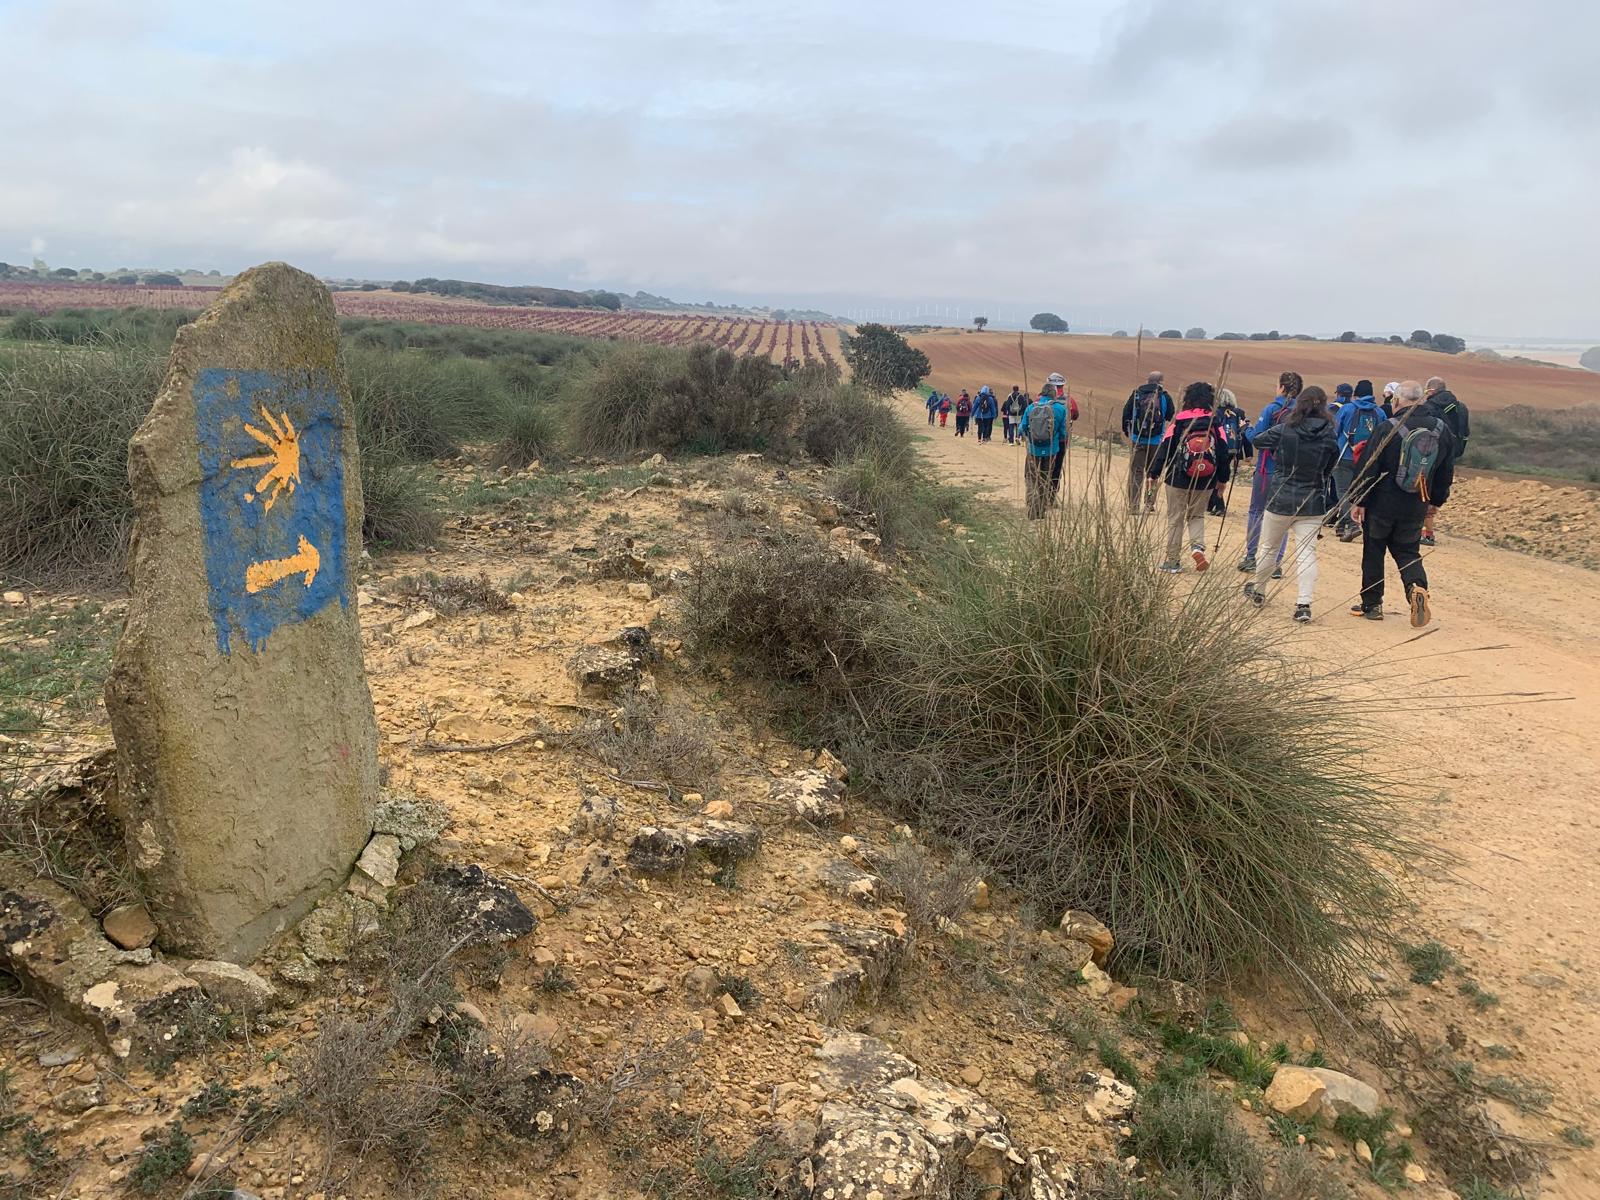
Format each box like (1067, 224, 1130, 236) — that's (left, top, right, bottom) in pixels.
(899, 395, 1600, 1196)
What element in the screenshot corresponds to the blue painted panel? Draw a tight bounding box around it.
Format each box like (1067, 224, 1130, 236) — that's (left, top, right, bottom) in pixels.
(193, 367, 349, 654)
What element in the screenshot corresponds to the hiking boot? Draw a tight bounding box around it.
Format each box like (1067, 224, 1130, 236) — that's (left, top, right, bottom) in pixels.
(1293, 603, 1312, 624)
(1243, 583, 1265, 607)
(1337, 524, 1362, 543)
(1191, 547, 1210, 573)
(1420, 531, 1436, 547)
(1409, 586, 1432, 628)
(1157, 561, 1183, 574)
(1237, 556, 1257, 573)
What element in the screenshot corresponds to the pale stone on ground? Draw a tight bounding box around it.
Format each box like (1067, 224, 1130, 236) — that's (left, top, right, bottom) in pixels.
(1263, 1065, 1327, 1120)
(104, 262, 378, 962)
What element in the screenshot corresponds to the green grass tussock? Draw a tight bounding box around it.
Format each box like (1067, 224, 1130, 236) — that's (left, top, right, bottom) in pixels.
(849, 493, 1419, 986)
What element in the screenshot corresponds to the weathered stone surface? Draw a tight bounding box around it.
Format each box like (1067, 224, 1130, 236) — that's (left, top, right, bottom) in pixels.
(1079, 1072, 1136, 1122)
(1263, 1065, 1327, 1120)
(627, 826, 688, 875)
(429, 864, 537, 945)
(773, 768, 847, 827)
(0, 861, 203, 1057)
(53, 1083, 105, 1114)
(346, 833, 402, 903)
(570, 794, 618, 841)
(180, 959, 280, 1012)
(814, 1032, 919, 1093)
(1058, 911, 1113, 966)
(371, 792, 448, 852)
(1132, 976, 1201, 1025)
(816, 858, 878, 901)
(104, 263, 379, 962)
(803, 922, 910, 1018)
(684, 820, 762, 866)
(102, 903, 158, 950)
(567, 626, 655, 696)
(1305, 1067, 1382, 1120)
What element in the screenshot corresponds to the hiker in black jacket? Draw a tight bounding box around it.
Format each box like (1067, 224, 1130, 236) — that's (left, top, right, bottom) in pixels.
(1121, 372, 1174, 513)
(1242, 386, 1339, 623)
(1348, 379, 1455, 626)
(1419, 376, 1469, 546)
(1147, 381, 1232, 574)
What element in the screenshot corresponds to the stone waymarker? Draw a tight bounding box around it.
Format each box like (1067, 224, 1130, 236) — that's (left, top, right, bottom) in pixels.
(105, 262, 378, 962)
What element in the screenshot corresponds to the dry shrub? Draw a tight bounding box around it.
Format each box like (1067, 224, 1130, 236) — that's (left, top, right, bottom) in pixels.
(877, 840, 980, 935)
(852, 494, 1423, 987)
(389, 572, 513, 616)
(682, 532, 882, 686)
(0, 749, 136, 916)
(583, 695, 719, 792)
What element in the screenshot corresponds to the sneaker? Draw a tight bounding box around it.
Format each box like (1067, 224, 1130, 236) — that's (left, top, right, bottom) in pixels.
(1271, 565, 1284, 580)
(1237, 556, 1257, 573)
(1158, 562, 1183, 574)
(1337, 524, 1362, 543)
(1293, 603, 1312, 624)
(1420, 531, 1436, 547)
(1243, 583, 1265, 607)
(1191, 547, 1210, 573)
(1409, 586, 1432, 628)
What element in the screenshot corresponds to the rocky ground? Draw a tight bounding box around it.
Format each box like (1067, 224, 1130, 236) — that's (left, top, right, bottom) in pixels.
(0, 448, 1593, 1199)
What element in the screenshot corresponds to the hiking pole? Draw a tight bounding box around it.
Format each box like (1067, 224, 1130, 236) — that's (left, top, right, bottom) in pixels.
(1211, 351, 1235, 552)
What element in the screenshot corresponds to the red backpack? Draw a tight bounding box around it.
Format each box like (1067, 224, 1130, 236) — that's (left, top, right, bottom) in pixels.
(1176, 417, 1218, 481)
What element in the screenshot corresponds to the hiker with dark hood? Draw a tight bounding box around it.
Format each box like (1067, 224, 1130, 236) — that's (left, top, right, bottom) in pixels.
(1238, 371, 1301, 575)
(1348, 379, 1454, 626)
(954, 389, 973, 437)
(1331, 379, 1382, 540)
(973, 385, 998, 443)
(1148, 381, 1232, 574)
(1243, 386, 1339, 624)
(1419, 376, 1469, 546)
(1020, 381, 1069, 519)
(1001, 385, 1024, 444)
(1121, 370, 1174, 513)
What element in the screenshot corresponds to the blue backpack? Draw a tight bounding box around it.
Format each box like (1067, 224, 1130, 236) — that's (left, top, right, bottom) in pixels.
(1346, 406, 1380, 461)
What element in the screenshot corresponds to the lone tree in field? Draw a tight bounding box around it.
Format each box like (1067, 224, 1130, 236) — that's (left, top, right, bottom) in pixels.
(1030, 312, 1069, 333)
(1184, 327, 1206, 340)
(1339, 330, 1357, 342)
(973, 316, 989, 331)
(842, 323, 931, 395)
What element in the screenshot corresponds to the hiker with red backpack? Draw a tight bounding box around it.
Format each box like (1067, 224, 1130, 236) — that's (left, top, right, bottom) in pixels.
(954, 389, 973, 437)
(1147, 381, 1233, 573)
(1241, 386, 1339, 624)
(1331, 379, 1383, 541)
(1347, 379, 1455, 626)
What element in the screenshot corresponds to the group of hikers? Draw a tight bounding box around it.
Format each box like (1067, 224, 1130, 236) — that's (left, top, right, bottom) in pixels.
(929, 366, 1470, 628)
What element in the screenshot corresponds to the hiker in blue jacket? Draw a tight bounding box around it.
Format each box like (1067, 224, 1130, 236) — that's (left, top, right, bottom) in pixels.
(925, 390, 940, 425)
(1237, 371, 1301, 575)
(973, 386, 999, 443)
(1019, 382, 1070, 520)
(1331, 379, 1382, 540)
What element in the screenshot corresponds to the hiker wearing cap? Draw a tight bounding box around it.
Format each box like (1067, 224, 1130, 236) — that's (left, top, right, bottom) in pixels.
(1238, 371, 1302, 575)
(1381, 382, 1400, 418)
(1347, 379, 1455, 626)
(973, 385, 998, 443)
(1331, 380, 1382, 540)
(1045, 373, 1080, 496)
(1418, 377, 1470, 546)
(1020, 379, 1072, 519)
(1121, 371, 1174, 514)
(1001, 386, 1025, 444)
(1148, 381, 1232, 573)
(1242, 386, 1339, 624)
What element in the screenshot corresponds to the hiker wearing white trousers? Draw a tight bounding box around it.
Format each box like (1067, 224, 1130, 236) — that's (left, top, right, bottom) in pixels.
(1241, 386, 1339, 623)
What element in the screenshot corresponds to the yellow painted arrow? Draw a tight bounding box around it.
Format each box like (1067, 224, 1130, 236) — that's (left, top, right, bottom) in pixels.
(245, 535, 321, 594)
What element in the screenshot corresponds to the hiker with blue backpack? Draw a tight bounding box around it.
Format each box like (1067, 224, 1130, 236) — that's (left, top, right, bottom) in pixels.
(1019, 377, 1072, 519)
(1347, 379, 1455, 626)
(973, 386, 999, 443)
(925, 390, 940, 425)
(1121, 371, 1174, 514)
(1332, 379, 1383, 541)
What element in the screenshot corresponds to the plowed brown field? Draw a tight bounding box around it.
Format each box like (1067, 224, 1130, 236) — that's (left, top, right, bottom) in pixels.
(914, 331, 1599, 432)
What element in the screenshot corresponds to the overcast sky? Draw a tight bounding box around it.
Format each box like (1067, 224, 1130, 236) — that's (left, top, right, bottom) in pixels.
(3, 0, 1596, 337)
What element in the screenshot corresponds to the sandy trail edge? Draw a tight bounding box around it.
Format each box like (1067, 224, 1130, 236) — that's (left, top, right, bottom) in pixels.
(897, 394, 1600, 1196)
